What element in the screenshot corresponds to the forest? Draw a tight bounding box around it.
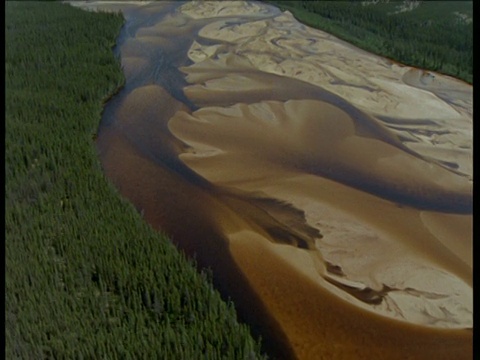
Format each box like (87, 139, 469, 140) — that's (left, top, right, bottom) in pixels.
(266, 0, 472, 84)
(5, 1, 265, 358)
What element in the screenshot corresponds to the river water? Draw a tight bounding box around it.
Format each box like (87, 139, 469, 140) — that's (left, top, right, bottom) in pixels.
(72, 1, 472, 359)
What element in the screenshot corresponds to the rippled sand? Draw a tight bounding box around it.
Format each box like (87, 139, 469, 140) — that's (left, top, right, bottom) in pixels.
(72, 1, 472, 359)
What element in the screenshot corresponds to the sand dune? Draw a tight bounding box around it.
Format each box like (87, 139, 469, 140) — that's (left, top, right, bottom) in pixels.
(73, 1, 472, 358)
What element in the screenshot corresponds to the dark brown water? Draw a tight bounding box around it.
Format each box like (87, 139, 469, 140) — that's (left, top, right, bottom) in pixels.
(75, 1, 473, 359)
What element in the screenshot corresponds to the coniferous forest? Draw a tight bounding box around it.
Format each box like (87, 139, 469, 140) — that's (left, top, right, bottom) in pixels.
(266, 0, 472, 84)
(5, 1, 266, 358)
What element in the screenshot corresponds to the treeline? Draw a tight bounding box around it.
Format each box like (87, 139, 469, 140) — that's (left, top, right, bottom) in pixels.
(5, 1, 265, 358)
(266, 1, 472, 84)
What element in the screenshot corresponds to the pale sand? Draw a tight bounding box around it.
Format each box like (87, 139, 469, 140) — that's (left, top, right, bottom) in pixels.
(168, 100, 472, 328)
(180, 0, 273, 20)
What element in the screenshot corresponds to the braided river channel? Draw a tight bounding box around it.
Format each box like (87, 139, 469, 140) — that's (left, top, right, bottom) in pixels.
(72, 2, 472, 359)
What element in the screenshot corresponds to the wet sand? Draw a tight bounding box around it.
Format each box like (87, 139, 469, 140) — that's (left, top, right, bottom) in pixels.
(72, 1, 472, 359)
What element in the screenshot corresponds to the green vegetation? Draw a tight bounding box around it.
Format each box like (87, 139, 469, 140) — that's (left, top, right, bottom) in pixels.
(5, 1, 265, 358)
(265, 1, 472, 84)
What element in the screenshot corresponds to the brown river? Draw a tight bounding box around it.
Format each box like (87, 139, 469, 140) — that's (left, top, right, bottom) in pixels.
(71, 1, 472, 359)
